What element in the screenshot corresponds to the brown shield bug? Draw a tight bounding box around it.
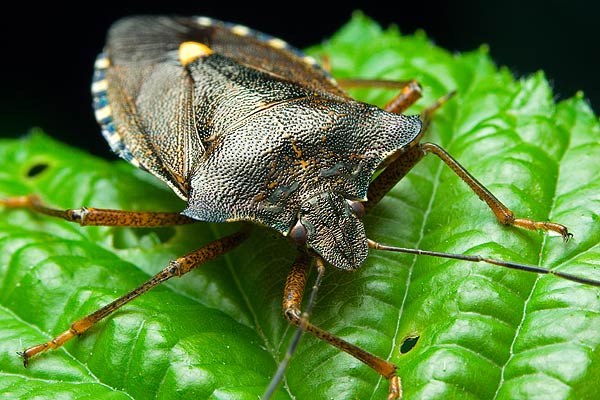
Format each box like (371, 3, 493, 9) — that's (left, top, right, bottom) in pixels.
(2, 15, 599, 399)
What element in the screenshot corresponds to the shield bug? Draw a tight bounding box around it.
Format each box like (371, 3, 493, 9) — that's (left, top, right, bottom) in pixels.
(2, 15, 599, 399)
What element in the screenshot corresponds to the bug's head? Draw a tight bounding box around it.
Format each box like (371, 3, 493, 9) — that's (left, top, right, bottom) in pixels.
(290, 191, 367, 270)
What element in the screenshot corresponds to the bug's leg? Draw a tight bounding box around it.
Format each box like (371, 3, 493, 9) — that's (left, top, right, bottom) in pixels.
(365, 144, 426, 212)
(365, 90, 459, 209)
(1, 194, 195, 226)
(339, 78, 423, 115)
(365, 140, 571, 239)
(367, 88, 570, 238)
(266, 253, 401, 400)
(18, 229, 249, 366)
(420, 142, 571, 239)
(263, 251, 315, 399)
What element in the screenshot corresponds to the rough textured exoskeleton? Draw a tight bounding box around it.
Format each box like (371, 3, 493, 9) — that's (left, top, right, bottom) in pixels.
(93, 16, 422, 270)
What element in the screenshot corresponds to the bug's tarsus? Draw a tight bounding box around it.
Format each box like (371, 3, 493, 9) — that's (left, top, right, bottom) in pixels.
(16, 351, 27, 367)
(511, 218, 573, 242)
(388, 377, 401, 400)
(565, 232, 574, 242)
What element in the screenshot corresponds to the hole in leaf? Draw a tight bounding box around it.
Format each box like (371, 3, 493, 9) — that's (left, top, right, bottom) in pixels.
(400, 335, 420, 354)
(26, 162, 49, 178)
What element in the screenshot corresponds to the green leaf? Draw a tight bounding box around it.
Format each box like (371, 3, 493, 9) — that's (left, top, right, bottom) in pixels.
(2, 12, 600, 400)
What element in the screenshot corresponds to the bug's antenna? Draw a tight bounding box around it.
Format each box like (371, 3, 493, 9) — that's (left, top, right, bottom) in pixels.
(263, 257, 326, 399)
(368, 239, 600, 287)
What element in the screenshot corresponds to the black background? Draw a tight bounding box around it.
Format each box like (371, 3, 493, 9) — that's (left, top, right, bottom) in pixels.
(2, 1, 598, 159)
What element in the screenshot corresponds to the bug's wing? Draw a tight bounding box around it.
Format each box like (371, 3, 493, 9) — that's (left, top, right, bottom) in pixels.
(108, 16, 346, 97)
(94, 26, 203, 199)
(93, 16, 346, 200)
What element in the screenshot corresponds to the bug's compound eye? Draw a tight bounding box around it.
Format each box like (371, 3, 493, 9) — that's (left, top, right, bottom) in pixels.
(290, 220, 308, 247)
(347, 200, 365, 219)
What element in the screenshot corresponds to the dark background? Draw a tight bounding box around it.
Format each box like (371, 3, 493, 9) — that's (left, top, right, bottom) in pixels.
(2, 1, 598, 159)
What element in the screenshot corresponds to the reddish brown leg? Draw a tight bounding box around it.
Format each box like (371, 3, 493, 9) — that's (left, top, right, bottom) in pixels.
(19, 229, 249, 366)
(420, 143, 571, 240)
(365, 91, 456, 211)
(338, 78, 423, 115)
(365, 142, 570, 239)
(365, 145, 426, 213)
(270, 252, 401, 399)
(2, 194, 248, 365)
(382, 80, 423, 115)
(1, 194, 195, 226)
